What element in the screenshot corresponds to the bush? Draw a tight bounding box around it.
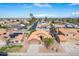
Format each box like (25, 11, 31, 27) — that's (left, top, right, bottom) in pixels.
(43, 37, 54, 48)
(0, 45, 22, 52)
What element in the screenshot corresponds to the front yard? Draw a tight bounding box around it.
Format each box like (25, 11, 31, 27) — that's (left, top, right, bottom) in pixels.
(0, 45, 22, 52)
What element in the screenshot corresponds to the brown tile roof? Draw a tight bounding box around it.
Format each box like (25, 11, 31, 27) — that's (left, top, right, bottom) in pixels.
(74, 33, 79, 41)
(59, 28, 78, 34)
(28, 29, 53, 41)
(57, 28, 79, 42)
(0, 29, 7, 34)
(58, 35, 68, 42)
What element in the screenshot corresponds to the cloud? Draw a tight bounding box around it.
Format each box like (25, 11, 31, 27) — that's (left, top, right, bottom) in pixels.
(25, 6, 32, 9)
(22, 4, 32, 9)
(72, 11, 79, 15)
(69, 3, 79, 6)
(34, 14, 56, 17)
(33, 3, 51, 7)
(71, 11, 79, 18)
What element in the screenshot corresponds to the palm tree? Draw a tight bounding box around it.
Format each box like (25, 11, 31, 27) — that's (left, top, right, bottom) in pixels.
(30, 13, 33, 18)
(44, 16, 47, 22)
(29, 13, 37, 25)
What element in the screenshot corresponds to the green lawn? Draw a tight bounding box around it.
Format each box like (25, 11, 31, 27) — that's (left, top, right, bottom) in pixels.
(0, 45, 22, 52)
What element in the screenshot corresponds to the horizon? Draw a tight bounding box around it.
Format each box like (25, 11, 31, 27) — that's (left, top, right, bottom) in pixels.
(0, 3, 79, 18)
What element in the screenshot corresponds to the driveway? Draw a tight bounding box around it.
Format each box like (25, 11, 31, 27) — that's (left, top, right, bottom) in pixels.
(61, 42, 79, 55)
(27, 44, 42, 55)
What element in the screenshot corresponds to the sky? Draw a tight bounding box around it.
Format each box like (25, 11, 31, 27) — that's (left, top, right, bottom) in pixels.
(0, 3, 79, 18)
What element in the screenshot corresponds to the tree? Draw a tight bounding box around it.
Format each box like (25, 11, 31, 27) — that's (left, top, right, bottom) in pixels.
(44, 16, 47, 22)
(52, 20, 54, 23)
(16, 19, 19, 22)
(77, 19, 79, 23)
(0, 24, 1, 28)
(43, 37, 54, 48)
(30, 13, 33, 18)
(28, 13, 37, 25)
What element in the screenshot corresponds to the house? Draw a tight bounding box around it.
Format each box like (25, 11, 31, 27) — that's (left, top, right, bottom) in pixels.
(11, 23, 26, 30)
(28, 29, 53, 44)
(0, 28, 9, 39)
(74, 25, 79, 28)
(54, 24, 65, 28)
(9, 32, 25, 45)
(0, 21, 5, 24)
(65, 24, 74, 28)
(58, 35, 67, 42)
(0, 28, 9, 47)
(57, 28, 79, 42)
(36, 23, 50, 32)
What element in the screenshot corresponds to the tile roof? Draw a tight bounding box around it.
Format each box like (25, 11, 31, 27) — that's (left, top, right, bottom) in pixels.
(58, 35, 67, 42)
(59, 28, 78, 34)
(0, 29, 7, 34)
(28, 29, 53, 41)
(74, 33, 79, 41)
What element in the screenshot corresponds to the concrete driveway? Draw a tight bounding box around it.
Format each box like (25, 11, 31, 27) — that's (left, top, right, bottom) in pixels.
(27, 44, 42, 55)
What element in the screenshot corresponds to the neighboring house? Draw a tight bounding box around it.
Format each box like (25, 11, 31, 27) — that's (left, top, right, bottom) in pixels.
(0, 21, 5, 24)
(9, 32, 25, 45)
(65, 24, 74, 28)
(0, 28, 9, 39)
(36, 23, 50, 32)
(12, 23, 26, 30)
(57, 28, 79, 42)
(74, 25, 79, 28)
(54, 24, 65, 28)
(0, 28, 9, 47)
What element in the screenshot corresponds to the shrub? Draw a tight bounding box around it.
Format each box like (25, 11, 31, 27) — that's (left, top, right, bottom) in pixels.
(43, 37, 54, 48)
(0, 45, 22, 52)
